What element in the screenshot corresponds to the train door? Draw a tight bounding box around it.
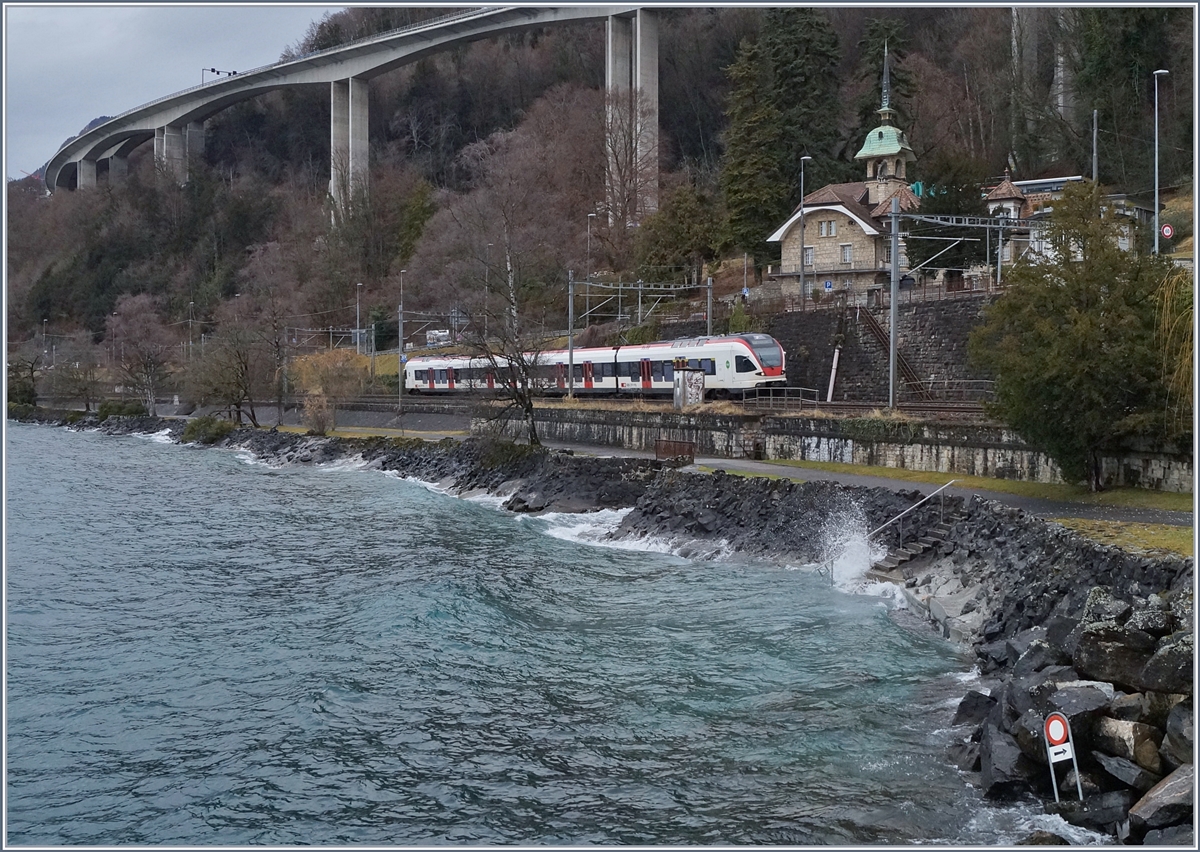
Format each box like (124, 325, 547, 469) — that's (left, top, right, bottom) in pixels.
(447, 366, 456, 390)
(639, 359, 652, 390)
(486, 370, 495, 390)
(427, 369, 436, 391)
(583, 362, 594, 390)
(556, 363, 566, 390)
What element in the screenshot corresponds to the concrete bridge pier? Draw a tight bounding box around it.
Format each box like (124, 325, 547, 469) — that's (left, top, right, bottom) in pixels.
(153, 121, 203, 184)
(605, 9, 658, 222)
(186, 121, 206, 163)
(330, 77, 369, 211)
(77, 157, 98, 189)
(105, 136, 144, 185)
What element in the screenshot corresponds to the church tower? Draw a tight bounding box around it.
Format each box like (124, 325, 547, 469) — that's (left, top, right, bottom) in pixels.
(854, 45, 916, 205)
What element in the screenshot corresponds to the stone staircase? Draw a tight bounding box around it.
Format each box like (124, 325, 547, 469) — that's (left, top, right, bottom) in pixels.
(867, 512, 965, 581)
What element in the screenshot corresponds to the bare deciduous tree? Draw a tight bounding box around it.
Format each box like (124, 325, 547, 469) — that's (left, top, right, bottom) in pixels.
(107, 294, 177, 416)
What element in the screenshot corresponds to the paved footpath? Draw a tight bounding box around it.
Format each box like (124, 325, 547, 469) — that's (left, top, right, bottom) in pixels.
(281, 407, 1191, 529)
(542, 440, 1195, 529)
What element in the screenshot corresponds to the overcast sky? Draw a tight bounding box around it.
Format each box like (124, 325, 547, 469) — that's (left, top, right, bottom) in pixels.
(3, 3, 348, 181)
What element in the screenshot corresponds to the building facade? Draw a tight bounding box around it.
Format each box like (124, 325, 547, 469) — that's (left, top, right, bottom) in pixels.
(766, 50, 919, 301)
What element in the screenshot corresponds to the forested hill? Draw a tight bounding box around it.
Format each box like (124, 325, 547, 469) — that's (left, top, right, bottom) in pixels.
(7, 6, 1193, 345)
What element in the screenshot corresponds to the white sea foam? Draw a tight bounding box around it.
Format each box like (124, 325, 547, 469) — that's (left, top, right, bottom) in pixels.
(529, 507, 633, 545)
(461, 491, 510, 510)
(138, 428, 177, 444)
(932, 801, 1109, 847)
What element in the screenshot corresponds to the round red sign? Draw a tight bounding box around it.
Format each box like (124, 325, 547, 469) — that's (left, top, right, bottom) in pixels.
(1162, 223, 1175, 240)
(1045, 713, 1069, 746)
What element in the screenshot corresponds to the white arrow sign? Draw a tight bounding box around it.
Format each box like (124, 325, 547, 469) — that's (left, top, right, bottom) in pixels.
(1048, 742, 1073, 763)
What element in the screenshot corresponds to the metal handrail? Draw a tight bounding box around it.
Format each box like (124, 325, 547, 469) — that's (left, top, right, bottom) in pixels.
(867, 478, 958, 540)
(812, 478, 958, 585)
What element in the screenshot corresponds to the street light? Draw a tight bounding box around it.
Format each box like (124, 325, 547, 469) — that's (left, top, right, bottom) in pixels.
(398, 269, 406, 415)
(586, 212, 597, 325)
(356, 282, 363, 354)
(798, 155, 813, 299)
(1154, 68, 1169, 255)
(484, 243, 492, 339)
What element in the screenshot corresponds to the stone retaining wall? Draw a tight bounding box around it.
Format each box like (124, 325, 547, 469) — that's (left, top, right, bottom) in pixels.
(474, 408, 1193, 493)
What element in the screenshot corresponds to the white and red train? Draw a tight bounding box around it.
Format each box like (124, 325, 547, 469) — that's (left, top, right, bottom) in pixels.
(403, 333, 786, 398)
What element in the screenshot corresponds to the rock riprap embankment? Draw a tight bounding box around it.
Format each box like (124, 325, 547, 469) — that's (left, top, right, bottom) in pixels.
(28, 413, 1195, 844)
(908, 498, 1194, 845)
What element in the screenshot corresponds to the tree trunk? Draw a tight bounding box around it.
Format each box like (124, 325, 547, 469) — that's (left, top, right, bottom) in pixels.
(1089, 447, 1105, 492)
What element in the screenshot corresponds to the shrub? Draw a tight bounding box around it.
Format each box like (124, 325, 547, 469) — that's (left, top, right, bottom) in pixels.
(97, 400, 148, 421)
(181, 415, 236, 445)
(64, 410, 85, 424)
(7, 402, 36, 420)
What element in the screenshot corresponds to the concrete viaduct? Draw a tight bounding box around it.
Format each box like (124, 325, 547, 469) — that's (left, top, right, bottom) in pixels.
(44, 5, 659, 213)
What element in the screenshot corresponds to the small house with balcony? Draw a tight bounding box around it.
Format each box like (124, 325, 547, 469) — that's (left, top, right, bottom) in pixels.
(766, 52, 919, 301)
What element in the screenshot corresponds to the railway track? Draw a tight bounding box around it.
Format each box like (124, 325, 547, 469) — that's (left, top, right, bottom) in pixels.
(344, 393, 990, 422)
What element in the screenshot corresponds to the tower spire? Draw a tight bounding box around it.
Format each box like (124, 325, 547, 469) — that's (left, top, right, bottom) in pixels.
(881, 40, 890, 112)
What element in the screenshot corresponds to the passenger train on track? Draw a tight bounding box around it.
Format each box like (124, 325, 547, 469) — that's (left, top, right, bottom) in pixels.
(403, 333, 786, 399)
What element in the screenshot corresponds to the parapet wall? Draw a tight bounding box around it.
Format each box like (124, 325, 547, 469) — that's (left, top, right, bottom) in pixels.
(474, 407, 1193, 493)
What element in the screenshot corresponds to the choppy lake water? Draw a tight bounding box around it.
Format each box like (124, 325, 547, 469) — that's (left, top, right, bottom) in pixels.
(5, 422, 1105, 845)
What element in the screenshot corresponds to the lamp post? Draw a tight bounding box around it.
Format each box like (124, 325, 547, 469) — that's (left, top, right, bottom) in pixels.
(42, 318, 47, 354)
(355, 282, 363, 353)
(484, 243, 492, 340)
(1154, 69, 1169, 255)
(398, 269, 405, 414)
(586, 212, 596, 324)
(798, 155, 812, 300)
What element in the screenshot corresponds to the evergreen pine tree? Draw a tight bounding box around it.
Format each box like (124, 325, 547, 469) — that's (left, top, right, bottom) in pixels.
(720, 39, 789, 275)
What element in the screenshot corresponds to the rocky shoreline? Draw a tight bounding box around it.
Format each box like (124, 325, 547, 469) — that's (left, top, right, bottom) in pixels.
(15, 411, 1196, 844)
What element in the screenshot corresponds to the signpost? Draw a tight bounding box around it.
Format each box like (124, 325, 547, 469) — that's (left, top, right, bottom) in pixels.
(1044, 712, 1084, 803)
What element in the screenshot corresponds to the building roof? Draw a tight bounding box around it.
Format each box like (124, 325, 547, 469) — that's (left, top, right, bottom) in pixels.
(870, 184, 921, 217)
(767, 180, 922, 243)
(985, 176, 1024, 202)
(854, 124, 916, 162)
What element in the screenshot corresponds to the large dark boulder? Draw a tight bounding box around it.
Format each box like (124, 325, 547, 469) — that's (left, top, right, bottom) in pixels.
(1046, 790, 1138, 833)
(980, 722, 1038, 798)
(947, 740, 981, 772)
(1091, 751, 1163, 793)
(1127, 764, 1195, 840)
(1072, 622, 1157, 691)
(1139, 633, 1194, 695)
(1126, 600, 1177, 638)
(1141, 823, 1194, 845)
(1013, 639, 1071, 676)
(952, 690, 996, 727)
(1159, 700, 1194, 771)
(1019, 830, 1072, 844)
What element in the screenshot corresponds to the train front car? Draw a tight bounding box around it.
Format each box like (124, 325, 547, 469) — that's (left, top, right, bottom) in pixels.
(733, 332, 786, 386)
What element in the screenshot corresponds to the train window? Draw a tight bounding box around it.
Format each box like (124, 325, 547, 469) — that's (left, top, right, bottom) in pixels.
(436, 369, 447, 381)
(601, 362, 614, 378)
(701, 359, 716, 375)
(414, 370, 426, 381)
(573, 364, 583, 381)
(663, 362, 674, 381)
(687, 358, 700, 370)
(736, 355, 757, 373)
(651, 360, 663, 380)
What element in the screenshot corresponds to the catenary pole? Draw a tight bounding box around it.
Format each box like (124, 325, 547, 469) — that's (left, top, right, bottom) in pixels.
(889, 196, 899, 408)
(567, 271, 575, 399)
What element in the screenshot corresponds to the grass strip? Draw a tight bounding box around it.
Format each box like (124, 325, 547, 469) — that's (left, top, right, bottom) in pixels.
(1050, 518, 1194, 557)
(760, 459, 1193, 513)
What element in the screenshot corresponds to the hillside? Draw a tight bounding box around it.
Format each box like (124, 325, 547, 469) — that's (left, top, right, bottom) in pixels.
(6, 6, 1193, 348)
